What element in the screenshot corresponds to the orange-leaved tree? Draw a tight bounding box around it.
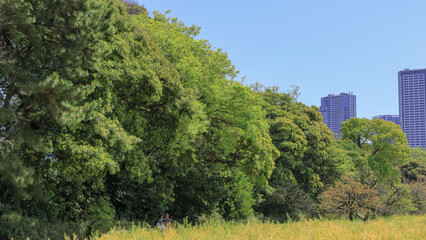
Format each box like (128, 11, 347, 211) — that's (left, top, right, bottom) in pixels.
(319, 176, 382, 220)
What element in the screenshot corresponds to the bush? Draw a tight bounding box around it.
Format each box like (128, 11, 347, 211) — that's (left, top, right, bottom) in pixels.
(220, 174, 255, 221)
(84, 197, 116, 236)
(0, 213, 85, 240)
(256, 182, 318, 222)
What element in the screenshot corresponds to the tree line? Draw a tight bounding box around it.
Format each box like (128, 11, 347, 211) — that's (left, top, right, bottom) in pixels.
(0, 0, 424, 239)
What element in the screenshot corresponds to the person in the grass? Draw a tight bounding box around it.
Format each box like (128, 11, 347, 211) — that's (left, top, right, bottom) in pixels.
(155, 215, 164, 230)
(164, 213, 172, 227)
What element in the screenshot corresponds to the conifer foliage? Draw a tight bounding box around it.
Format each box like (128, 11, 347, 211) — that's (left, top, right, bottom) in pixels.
(0, 0, 114, 215)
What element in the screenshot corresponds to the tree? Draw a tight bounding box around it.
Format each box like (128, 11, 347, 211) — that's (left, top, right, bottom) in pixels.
(401, 147, 426, 182)
(376, 180, 416, 216)
(260, 88, 333, 195)
(400, 161, 426, 183)
(408, 181, 426, 214)
(122, 0, 147, 15)
(101, 9, 279, 221)
(320, 139, 369, 186)
(408, 147, 426, 165)
(400, 148, 426, 215)
(0, 0, 115, 216)
(319, 176, 381, 221)
(341, 118, 410, 179)
(256, 181, 317, 222)
(254, 87, 334, 221)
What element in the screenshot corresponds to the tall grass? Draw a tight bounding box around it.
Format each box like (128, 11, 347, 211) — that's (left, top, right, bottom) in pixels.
(96, 215, 426, 240)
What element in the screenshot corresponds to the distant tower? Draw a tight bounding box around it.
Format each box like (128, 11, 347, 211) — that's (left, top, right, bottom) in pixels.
(398, 68, 426, 148)
(372, 115, 400, 125)
(319, 92, 357, 137)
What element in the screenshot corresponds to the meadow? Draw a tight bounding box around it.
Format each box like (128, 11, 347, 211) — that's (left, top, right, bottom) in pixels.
(95, 215, 426, 240)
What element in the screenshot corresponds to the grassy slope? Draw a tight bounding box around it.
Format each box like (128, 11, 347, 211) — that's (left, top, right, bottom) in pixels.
(96, 215, 426, 240)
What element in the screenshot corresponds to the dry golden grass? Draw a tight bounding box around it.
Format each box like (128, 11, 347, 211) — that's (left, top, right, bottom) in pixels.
(95, 215, 426, 240)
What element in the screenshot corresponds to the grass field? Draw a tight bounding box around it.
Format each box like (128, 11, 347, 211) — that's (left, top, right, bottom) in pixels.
(95, 215, 426, 240)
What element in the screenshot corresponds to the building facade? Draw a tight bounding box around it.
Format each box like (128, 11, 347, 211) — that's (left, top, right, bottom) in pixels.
(319, 92, 356, 137)
(372, 115, 400, 125)
(398, 68, 426, 148)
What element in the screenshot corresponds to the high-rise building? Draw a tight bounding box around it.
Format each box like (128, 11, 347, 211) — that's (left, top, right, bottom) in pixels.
(398, 68, 426, 148)
(372, 115, 400, 125)
(319, 92, 356, 137)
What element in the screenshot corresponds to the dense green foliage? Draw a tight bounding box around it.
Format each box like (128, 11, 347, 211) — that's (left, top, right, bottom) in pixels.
(0, 1, 424, 239)
(255, 87, 333, 221)
(341, 118, 410, 179)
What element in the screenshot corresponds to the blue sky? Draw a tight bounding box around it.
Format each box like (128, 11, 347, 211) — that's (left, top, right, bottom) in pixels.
(139, 0, 426, 118)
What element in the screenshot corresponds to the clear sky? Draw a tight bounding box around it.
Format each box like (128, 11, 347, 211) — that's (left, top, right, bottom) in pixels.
(138, 0, 426, 118)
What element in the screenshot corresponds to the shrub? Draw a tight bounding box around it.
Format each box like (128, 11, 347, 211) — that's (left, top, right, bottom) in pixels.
(84, 197, 116, 236)
(0, 213, 85, 240)
(256, 182, 318, 222)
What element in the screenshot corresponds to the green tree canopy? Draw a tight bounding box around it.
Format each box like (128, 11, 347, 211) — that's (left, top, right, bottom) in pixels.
(255, 86, 334, 222)
(97, 8, 279, 221)
(260, 87, 333, 195)
(341, 118, 409, 180)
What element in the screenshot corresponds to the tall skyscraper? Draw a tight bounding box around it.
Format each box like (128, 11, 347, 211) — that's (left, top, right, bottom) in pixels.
(398, 68, 426, 148)
(372, 115, 400, 125)
(319, 92, 356, 137)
